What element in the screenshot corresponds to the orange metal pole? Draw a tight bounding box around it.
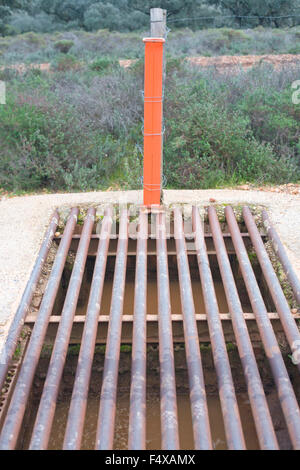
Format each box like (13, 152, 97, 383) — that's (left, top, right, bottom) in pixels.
(143, 37, 165, 206)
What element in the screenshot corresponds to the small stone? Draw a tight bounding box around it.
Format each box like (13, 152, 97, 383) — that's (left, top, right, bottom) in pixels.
(32, 296, 42, 308)
(55, 232, 61, 237)
(240, 185, 250, 190)
(291, 308, 298, 314)
(292, 189, 299, 195)
(209, 198, 216, 203)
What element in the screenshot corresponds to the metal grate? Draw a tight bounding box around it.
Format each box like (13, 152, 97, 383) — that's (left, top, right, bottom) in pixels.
(0, 205, 299, 450)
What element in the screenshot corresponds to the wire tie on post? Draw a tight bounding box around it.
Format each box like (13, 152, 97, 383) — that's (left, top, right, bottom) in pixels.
(141, 124, 165, 137)
(143, 183, 162, 191)
(144, 96, 163, 103)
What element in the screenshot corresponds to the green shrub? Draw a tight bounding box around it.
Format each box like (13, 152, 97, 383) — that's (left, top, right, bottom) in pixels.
(89, 57, 118, 73)
(0, 89, 137, 192)
(237, 86, 300, 158)
(0, 67, 18, 81)
(0, 61, 299, 193)
(54, 40, 74, 54)
(163, 75, 299, 188)
(53, 54, 80, 71)
(23, 32, 45, 45)
(288, 46, 300, 54)
(220, 28, 250, 41)
(1, 28, 300, 65)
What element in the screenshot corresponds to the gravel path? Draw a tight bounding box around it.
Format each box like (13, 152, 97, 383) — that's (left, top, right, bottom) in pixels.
(0, 189, 299, 353)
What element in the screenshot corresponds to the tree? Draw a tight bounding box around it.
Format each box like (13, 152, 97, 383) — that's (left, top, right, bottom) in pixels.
(0, 5, 12, 35)
(8, 10, 55, 33)
(208, 0, 297, 27)
(1, 0, 299, 35)
(39, 0, 93, 26)
(84, 2, 123, 31)
(128, 0, 200, 17)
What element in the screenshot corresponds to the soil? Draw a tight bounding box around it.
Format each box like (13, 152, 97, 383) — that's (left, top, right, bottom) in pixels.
(235, 183, 300, 195)
(1, 53, 300, 74)
(187, 53, 300, 70)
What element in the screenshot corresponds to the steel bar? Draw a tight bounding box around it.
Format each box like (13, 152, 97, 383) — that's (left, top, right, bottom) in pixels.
(194, 207, 246, 450)
(207, 206, 278, 449)
(63, 208, 112, 450)
(25, 313, 291, 347)
(0, 207, 78, 450)
(173, 208, 212, 450)
(156, 211, 180, 450)
(25, 312, 298, 325)
(0, 211, 59, 392)
(59, 232, 259, 257)
(225, 206, 300, 449)
(95, 209, 129, 450)
(243, 207, 300, 371)
(29, 208, 95, 450)
(128, 209, 148, 450)
(262, 210, 300, 306)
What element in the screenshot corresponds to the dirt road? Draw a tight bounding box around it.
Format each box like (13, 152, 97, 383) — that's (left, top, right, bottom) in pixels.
(1, 53, 300, 74)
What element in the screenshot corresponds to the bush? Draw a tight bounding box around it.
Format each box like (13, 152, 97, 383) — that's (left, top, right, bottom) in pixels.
(1, 28, 300, 65)
(89, 57, 119, 73)
(53, 54, 80, 71)
(164, 95, 290, 188)
(54, 40, 74, 54)
(84, 3, 122, 32)
(235, 72, 300, 159)
(0, 93, 130, 191)
(163, 65, 300, 188)
(8, 11, 55, 34)
(0, 60, 299, 193)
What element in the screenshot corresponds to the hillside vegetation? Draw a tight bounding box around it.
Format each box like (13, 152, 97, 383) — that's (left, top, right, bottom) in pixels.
(0, 44, 299, 192)
(1, 27, 300, 66)
(1, 0, 300, 37)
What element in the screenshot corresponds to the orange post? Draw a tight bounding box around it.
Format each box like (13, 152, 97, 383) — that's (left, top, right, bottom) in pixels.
(143, 37, 165, 206)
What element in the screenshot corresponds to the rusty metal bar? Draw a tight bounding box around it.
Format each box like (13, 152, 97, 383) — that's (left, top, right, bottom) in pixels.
(262, 210, 300, 306)
(63, 208, 112, 450)
(208, 206, 278, 449)
(0, 211, 59, 392)
(128, 209, 148, 450)
(95, 209, 129, 450)
(60, 231, 259, 257)
(25, 312, 299, 325)
(1, 204, 300, 450)
(156, 211, 180, 450)
(225, 206, 300, 449)
(29, 208, 95, 450)
(0, 207, 78, 450)
(173, 208, 212, 449)
(25, 312, 293, 347)
(193, 207, 246, 450)
(243, 207, 300, 372)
